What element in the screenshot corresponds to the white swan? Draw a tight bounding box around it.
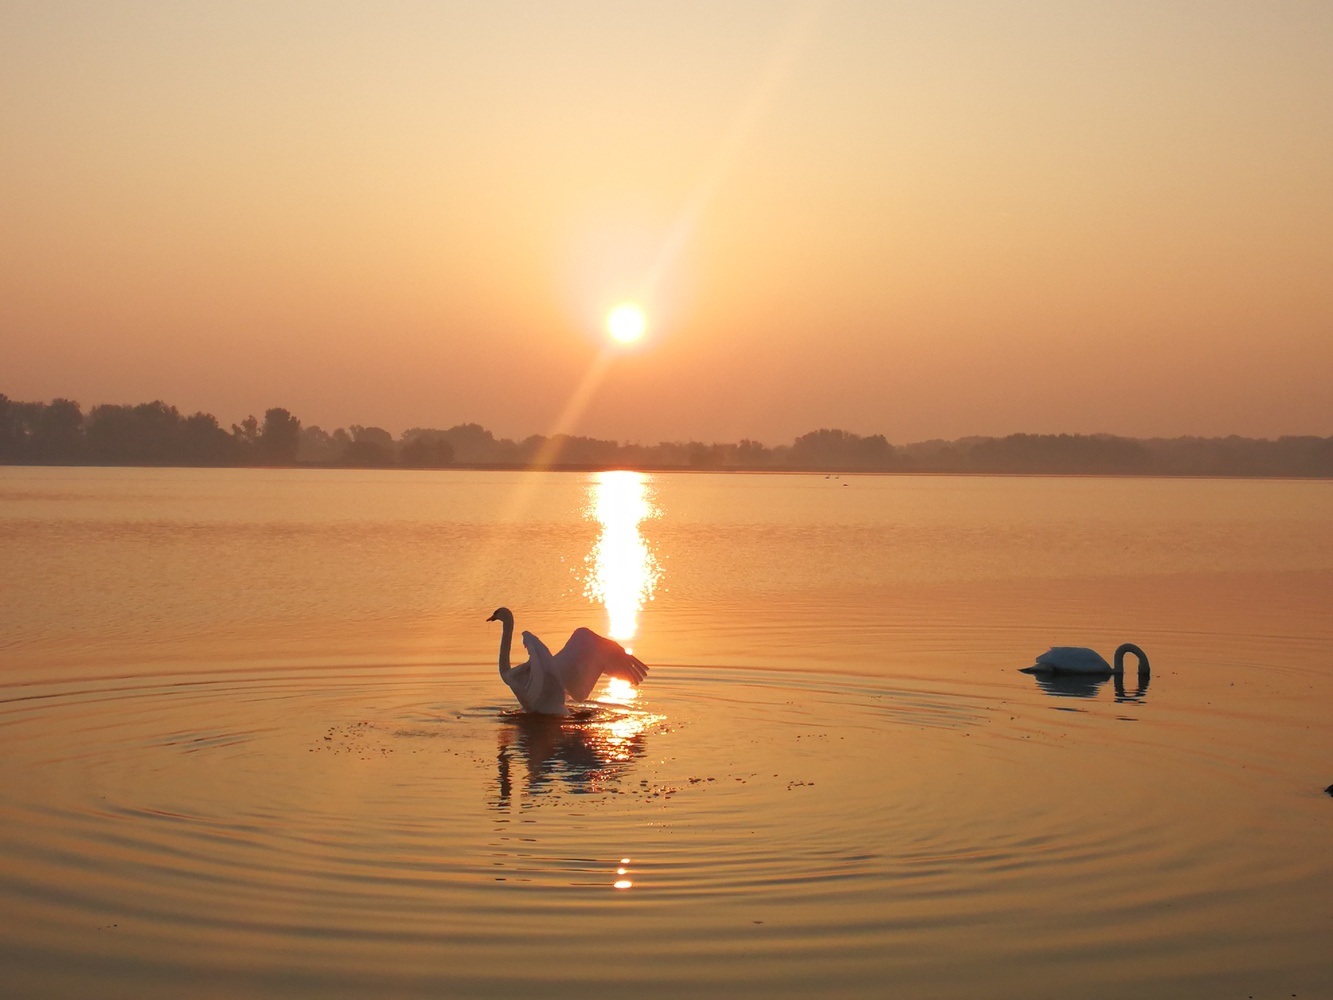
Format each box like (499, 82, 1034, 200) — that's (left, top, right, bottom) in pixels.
(487, 607, 648, 715)
(1021, 643, 1150, 677)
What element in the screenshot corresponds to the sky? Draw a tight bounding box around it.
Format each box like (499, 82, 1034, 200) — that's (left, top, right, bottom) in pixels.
(2, 0, 1331, 444)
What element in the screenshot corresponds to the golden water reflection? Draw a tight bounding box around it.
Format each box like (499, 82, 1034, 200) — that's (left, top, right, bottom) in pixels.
(615, 858, 634, 890)
(599, 677, 639, 703)
(583, 471, 662, 642)
(492, 705, 663, 808)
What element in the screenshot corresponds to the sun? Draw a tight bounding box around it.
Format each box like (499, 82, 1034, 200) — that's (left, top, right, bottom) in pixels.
(606, 303, 647, 344)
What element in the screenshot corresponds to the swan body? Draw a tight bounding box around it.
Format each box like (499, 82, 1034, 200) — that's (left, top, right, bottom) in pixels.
(1021, 643, 1150, 677)
(487, 607, 648, 715)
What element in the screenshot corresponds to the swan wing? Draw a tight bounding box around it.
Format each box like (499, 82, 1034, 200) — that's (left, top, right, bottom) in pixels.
(549, 627, 649, 703)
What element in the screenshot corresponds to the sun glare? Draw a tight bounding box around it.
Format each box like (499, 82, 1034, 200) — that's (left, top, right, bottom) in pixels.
(583, 471, 661, 641)
(606, 303, 647, 344)
(601, 677, 639, 703)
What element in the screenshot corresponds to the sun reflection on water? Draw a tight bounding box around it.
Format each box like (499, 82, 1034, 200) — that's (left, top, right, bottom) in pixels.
(590, 703, 660, 764)
(583, 471, 662, 642)
(599, 677, 639, 703)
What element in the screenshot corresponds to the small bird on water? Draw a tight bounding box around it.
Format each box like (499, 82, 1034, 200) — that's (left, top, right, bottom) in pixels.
(487, 607, 648, 715)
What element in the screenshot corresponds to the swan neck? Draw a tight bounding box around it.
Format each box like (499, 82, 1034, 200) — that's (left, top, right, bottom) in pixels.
(1114, 643, 1150, 676)
(497, 619, 514, 677)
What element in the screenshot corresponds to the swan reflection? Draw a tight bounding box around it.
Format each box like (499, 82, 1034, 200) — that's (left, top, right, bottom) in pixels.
(1028, 671, 1151, 703)
(493, 703, 660, 809)
(583, 471, 661, 642)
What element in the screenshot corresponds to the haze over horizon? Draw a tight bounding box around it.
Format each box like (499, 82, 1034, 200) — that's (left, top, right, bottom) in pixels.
(3, 1, 1331, 444)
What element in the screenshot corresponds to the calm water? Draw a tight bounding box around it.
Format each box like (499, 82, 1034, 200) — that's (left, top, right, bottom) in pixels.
(2, 467, 1331, 998)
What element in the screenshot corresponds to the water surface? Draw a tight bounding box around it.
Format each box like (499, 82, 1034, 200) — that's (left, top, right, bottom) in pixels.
(2, 468, 1331, 998)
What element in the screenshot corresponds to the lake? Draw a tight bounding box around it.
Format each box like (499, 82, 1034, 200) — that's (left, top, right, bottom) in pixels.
(2, 467, 1331, 998)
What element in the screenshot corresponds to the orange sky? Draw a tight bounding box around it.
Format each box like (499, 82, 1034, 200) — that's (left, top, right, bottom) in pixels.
(3, 2, 1331, 443)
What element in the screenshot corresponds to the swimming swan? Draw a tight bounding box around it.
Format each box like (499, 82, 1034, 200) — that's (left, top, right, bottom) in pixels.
(1021, 643, 1150, 677)
(487, 607, 648, 715)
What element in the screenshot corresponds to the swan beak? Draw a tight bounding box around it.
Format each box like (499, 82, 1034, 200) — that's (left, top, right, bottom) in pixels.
(485, 612, 498, 622)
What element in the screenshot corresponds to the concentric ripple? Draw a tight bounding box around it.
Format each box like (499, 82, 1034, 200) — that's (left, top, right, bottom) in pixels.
(3, 659, 1330, 999)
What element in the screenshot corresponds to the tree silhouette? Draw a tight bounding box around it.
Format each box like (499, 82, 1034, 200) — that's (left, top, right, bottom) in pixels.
(790, 428, 896, 469)
(36, 398, 84, 461)
(259, 407, 301, 464)
(231, 414, 260, 457)
(401, 436, 455, 467)
(179, 411, 236, 464)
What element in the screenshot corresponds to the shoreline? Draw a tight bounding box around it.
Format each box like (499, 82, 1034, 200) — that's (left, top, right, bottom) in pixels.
(3, 460, 1331, 481)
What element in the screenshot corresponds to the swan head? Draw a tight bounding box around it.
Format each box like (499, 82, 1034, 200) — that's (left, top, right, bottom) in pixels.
(487, 607, 514, 626)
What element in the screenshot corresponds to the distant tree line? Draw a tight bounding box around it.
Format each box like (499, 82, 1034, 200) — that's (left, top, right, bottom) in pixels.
(0, 396, 304, 466)
(3, 393, 1331, 477)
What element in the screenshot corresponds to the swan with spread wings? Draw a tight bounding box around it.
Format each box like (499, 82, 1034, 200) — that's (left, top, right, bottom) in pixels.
(486, 607, 648, 715)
